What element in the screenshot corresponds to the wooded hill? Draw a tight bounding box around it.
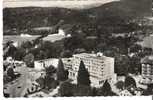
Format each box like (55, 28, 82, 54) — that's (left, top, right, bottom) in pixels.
(3, 0, 151, 35)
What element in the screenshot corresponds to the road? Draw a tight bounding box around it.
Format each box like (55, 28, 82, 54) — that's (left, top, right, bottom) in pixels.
(4, 66, 32, 97)
(4, 64, 59, 97)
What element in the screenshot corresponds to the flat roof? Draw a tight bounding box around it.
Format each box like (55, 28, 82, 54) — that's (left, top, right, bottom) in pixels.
(141, 56, 153, 64)
(73, 53, 114, 60)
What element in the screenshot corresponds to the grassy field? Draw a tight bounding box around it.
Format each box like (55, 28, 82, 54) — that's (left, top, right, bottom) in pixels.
(3, 35, 65, 45)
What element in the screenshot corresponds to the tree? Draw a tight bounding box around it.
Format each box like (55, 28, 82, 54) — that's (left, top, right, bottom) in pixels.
(44, 76, 57, 90)
(77, 60, 90, 86)
(124, 76, 136, 89)
(14, 47, 26, 60)
(45, 65, 56, 76)
(83, 38, 97, 51)
(115, 81, 124, 90)
(98, 80, 112, 96)
(56, 58, 68, 81)
(7, 67, 15, 79)
(44, 65, 58, 90)
(96, 42, 107, 52)
(58, 81, 74, 96)
(115, 55, 130, 76)
(91, 87, 98, 96)
(21, 41, 33, 49)
(143, 47, 152, 56)
(64, 35, 84, 51)
(129, 44, 142, 53)
(143, 84, 153, 95)
(103, 47, 118, 57)
(36, 77, 45, 89)
(60, 50, 72, 58)
(5, 44, 17, 58)
(73, 85, 92, 96)
(129, 56, 141, 74)
(36, 50, 47, 60)
(23, 53, 34, 68)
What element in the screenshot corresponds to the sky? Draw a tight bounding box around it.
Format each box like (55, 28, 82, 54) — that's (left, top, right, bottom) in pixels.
(3, 0, 120, 9)
(3, 0, 152, 17)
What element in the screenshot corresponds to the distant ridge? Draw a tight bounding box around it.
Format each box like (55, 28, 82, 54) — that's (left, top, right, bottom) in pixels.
(3, 0, 151, 35)
(3, 0, 119, 9)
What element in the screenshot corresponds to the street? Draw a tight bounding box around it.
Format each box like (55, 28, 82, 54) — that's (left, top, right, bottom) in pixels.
(4, 66, 32, 97)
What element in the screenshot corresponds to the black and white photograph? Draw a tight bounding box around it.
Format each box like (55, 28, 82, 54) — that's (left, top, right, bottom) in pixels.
(2, 0, 153, 98)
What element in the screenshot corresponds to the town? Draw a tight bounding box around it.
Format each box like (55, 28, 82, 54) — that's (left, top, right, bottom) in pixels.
(3, 0, 153, 97)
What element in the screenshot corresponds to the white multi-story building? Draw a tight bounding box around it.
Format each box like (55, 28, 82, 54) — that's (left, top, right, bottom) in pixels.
(140, 56, 153, 84)
(34, 58, 59, 70)
(34, 53, 116, 87)
(34, 58, 72, 70)
(68, 53, 116, 87)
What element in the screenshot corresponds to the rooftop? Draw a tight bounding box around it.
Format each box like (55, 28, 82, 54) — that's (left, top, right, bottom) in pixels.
(73, 53, 113, 60)
(141, 55, 153, 64)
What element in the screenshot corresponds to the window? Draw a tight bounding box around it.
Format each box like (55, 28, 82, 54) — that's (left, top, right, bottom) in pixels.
(99, 80, 104, 85)
(69, 72, 72, 77)
(73, 73, 75, 77)
(75, 67, 77, 71)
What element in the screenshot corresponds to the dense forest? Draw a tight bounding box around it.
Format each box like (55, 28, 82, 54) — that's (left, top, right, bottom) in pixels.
(3, 0, 151, 35)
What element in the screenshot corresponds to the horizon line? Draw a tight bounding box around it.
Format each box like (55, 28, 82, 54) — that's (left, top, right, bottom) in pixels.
(3, 0, 120, 9)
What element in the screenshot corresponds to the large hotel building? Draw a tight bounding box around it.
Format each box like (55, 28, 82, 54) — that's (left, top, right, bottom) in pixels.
(68, 53, 116, 87)
(34, 53, 116, 87)
(141, 55, 153, 84)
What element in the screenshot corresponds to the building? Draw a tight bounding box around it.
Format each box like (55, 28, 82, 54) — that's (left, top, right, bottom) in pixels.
(134, 88, 143, 96)
(34, 53, 116, 87)
(34, 58, 72, 70)
(68, 53, 116, 87)
(62, 58, 73, 70)
(34, 58, 59, 70)
(140, 56, 153, 84)
(119, 89, 132, 96)
(6, 57, 14, 63)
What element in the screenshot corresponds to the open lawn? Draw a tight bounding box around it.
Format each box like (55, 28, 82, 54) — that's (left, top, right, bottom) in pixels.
(3, 35, 65, 45)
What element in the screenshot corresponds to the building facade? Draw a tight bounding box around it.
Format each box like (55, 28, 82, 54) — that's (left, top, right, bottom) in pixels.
(34, 58, 72, 70)
(34, 58, 59, 70)
(119, 90, 132, 96)
(68, 53, 116, 87)
(34, 53, 116, 87)
(141, 56, 153, 84)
